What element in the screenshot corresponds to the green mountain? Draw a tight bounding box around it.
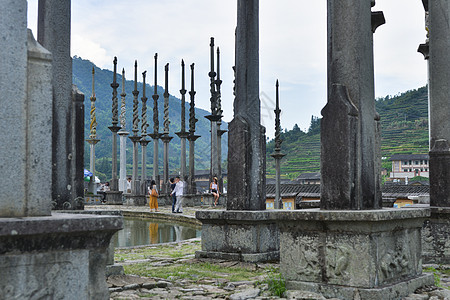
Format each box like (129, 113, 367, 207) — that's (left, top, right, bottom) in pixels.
(73, 56, 227, 181)
(266, 86, 429, 180)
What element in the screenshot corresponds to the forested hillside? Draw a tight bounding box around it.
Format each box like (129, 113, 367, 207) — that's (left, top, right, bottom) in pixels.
(266, 87, 429, 180)
(73, 56, 227, 181)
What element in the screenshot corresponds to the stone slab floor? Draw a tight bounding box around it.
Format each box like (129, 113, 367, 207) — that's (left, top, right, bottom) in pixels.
(88, 205, 450, 299)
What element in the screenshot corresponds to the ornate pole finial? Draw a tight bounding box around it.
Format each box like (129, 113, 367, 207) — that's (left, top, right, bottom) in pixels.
(152, 53, 159, 135)
(180, 59, 187, 133)
(163, 63, 170, 135)
(111, 56, 119, 126)
(89, 67, 97, 139)
(141, 70, 148, 138)
(189, 63, 198, 135)
(120, 68, 126, 129)
(274, 79, 282, 151)
(132, 60, 140, 136)
(215, 47, 222, 116)
(209, 37, 218, 115)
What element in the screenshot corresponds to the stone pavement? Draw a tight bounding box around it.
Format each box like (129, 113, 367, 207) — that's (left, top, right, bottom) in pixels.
(87, 205, 450, 299)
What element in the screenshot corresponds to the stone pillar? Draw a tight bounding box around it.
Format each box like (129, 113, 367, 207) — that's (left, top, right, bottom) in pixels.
(71, 85, 85, 209)
(106, 57, 123, 204)
(227, 0, 266, 210)
(0, 0, 32, 217)
(176, 60, 189, 181)
(321, 0, 382, 210)
(131, 61, 141, 194)
(161, 63, 173, 194)
(140, 71, 150, 195)
(270, 80, 285, 209)
(150, 53, 161, 192)
(274, 1, 433, 298)
(86, 67, 100, 195)
(196, 0, 278, 263)
(217, 121, 227, 194)
(38, 0, 73, 209)
(428, 0, 450, 207)
(118, 68, 129, 192)
(187, 63, 200, 194)
(421, 0, 450, 264)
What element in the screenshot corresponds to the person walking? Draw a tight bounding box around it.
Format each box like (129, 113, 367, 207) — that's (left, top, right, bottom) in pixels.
(210, 177, 219, 206)
(171, 176, 185, 213)
(170, 178, 177, 213)
(148, 180, 159, 212)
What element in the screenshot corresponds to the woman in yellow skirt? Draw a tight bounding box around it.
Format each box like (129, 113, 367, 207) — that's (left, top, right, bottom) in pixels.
(148, 180, 159, 212)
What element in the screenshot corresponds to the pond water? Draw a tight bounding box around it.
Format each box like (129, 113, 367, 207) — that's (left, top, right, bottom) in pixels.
(112, 218, 201, 248)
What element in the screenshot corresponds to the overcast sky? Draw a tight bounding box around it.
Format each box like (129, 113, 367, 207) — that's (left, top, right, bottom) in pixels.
(27, 0, 428, 138)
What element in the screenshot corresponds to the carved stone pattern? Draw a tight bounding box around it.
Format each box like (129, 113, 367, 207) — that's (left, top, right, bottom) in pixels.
(89, 95, 97, 139)
(120, 90, 126, 129)
(326, 244, 352, 280)
(132, 90, 139, 135)
(111, 85, 119, 126)
(163, 94, 170, 134)
(141, 96, 148, 136)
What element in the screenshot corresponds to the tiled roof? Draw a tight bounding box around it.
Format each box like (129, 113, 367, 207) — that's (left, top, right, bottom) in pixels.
(266, 183, 320, 198)
(266, 183, 429, 199)
(389, 154, 429, 161)
(295, 172, 321, 180)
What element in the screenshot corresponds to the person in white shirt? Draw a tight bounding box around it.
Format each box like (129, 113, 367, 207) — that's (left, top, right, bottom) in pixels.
(171, 176, 184, 213)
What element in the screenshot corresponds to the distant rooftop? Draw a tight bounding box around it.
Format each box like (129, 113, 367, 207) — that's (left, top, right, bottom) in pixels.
(389, 154, 429, 161)
(295, 172, 321, 181)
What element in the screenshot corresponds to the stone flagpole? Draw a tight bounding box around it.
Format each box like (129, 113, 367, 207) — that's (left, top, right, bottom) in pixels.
(86, 67, 100, 194)
(129, 60, 142, 195)
(106, 57, 123, 204)
(149, 54, 161, 191)
(118, 68, 129, 192)
(270, 80, 285, 209)
(140, 71, 151, 195)
(175, 60, 189, 181)
(215, 47, 227, 194)
(160, 63, 173, 194)
(187, 63, 200, 194)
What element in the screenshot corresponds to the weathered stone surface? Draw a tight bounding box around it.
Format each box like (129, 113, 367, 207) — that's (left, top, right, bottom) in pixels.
(0, 213, 122, 299)
(422, 207, 450, 264)
(285, 290, 325, 300)
(38, 0, 74, 209)
(230, 288, 260, 300)
(71, 85, 85, 209)
(429, 139, 450, 207)
(195, 210, 279, 262)
(275, 208, 432, 299)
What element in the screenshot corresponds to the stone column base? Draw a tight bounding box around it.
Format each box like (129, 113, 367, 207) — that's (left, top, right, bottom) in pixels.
(125, 194, 147, 206)
(105, 190, 123, 205)
(195, 210, 279, 263)
(0, 213, 122, 299)
(422, 206, 450, 264)
(273, 208, 433, 300)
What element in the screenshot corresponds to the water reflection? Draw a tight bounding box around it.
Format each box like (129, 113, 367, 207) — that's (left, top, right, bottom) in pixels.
(113, 218, 201, 248)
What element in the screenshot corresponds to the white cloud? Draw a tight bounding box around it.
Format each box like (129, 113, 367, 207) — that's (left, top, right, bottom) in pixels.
(27, 0, 428, 138)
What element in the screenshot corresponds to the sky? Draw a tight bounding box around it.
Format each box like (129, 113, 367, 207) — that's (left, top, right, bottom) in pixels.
(27, 0, 428, 139)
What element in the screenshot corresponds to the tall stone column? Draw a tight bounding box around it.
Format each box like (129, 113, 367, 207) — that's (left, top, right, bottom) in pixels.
(187, 63, 200, 194)
(140, 71, 151, 195)
(118, 68, 129, 192)
(106, 57, 123, 204)
(129, 61, 142, 195)
(227, 0, 266, 210)
(274, 2, 432, 298)
(176, 60, 189, 181)
(86, 67, 100, 195)
(149, 54, 161, 192)
(270, 80, 285, 209)
(205, 38, 221, 185)
(38, 0, 73, 209)
(215, 47, 227, 194)
(428, 0, 450, 207)
(421, 0, 450, 264)
(161, 63, 173, 194)
(196, 0, 278, 263)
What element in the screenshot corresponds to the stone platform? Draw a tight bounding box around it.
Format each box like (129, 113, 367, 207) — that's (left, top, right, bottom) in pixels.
(125, 194, 147, 206)
(273, 208, 433, 300)
(422, 206, 450, 264)
(105, 190, 123, 205)
(195, 210, 279, 263)
(0, 213, 122, 299)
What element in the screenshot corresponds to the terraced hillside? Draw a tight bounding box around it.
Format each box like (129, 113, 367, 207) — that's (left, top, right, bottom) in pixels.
(266, 86, 429, 179)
